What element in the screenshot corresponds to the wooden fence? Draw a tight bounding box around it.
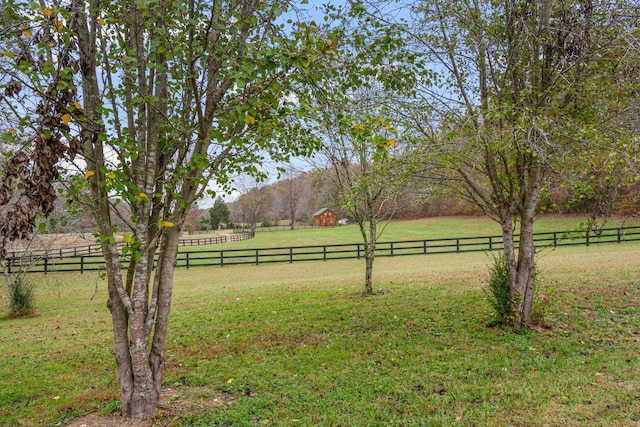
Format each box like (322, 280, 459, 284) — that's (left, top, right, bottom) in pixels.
(5, 233, 252, 262)
(5, 226, 640, 275)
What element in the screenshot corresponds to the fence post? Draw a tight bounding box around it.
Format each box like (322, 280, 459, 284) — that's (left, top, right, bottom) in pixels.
(289, 247, 293, 263)
(456, 238, 460, 253)
(220, 251, 224, 267)
(44, 257, 48, 275)
(423, 240, 427, 254)
(186, 252, 190, 269)
(80, 256, 84, 274)
(357, 244, 361, 259)
(586, 231, 590, 246)
(255, 249, 259, 265)
(488, 236, 492, 251)
(390, 242, 394, 257)
(323, 246, 327, 261)
(617, 228, 622, 243)
(553, 232, 557, 247)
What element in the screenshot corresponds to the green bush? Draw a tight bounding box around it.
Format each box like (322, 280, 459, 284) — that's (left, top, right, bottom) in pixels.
(485, 253, 511, 326)
(7, 275, 36, 317)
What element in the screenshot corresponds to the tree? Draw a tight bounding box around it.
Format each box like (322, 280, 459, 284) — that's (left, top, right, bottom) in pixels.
(394, 0, 637, 326)
(236, 183, 273, 233)
(279, 165, 304, 229)
(207, 196, 230, 230)
(304, 4, 415, 295)
(0, 0, 326, 419)
(323, 115, 404, 295)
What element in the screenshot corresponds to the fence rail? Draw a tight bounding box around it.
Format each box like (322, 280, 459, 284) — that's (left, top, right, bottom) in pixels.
(5, 232, 254, 262)
(5, 226, 640, 275)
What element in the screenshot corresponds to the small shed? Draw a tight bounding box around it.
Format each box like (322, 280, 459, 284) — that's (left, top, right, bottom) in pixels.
(313, 208, 337, 227)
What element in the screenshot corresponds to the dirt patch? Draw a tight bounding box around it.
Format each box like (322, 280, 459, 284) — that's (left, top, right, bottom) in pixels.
(7, 233, 99, 252)
(7, 231, 232, 253)
(64, 387, 234, 427)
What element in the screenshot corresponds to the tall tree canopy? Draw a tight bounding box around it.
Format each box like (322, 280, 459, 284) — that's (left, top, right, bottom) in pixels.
(0, 0, 326, 418)
(390, 0, 639, 327)
(208, 196, 230, 230)
(304, 2, 417, 294)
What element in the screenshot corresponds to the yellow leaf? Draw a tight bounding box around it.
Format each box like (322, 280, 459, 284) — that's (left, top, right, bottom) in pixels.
(106, 171, 116, 179)
(245, 114, 256, 125)
(61, 113, 71, 124)
(138, 192, 148, 201)
(43, 8, 53, 16)
(74, 102, 82, 110)
(84, 170, 95, 179)
(23, 29, 31, 39)
(123, 233, 132, 244)
(55, 20, 64, 31)
(8, 128, 16, 134)
(227, 378, 234, 383)
(388, 138, 396, 147)
(160, 221, 175, 228)
(97, 18, 106, 26)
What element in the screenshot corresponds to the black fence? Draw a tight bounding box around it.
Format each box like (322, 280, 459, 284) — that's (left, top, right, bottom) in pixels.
(5, 232, 253, 263)
(5, 226, 640, 275)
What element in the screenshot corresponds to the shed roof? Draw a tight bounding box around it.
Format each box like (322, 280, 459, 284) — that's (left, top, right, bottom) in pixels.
(313, 208, 334, 216)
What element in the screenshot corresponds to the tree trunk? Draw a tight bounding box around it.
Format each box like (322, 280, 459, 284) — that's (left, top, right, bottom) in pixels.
(499, 216, 535, 328)
(102, 224, 181, 419)
(364, 240, 374, 295)
(362, 214, 377, 295)
(498, 157, 543, 328)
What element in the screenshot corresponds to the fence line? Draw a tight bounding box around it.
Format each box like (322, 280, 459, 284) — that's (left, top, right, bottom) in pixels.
(5, 232, 254, 262)
(5, 226, 640, 275)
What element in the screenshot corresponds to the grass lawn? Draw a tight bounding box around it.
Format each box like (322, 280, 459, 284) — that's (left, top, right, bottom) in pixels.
(183, 214, 640, 252)
(0, 218, 639, 426)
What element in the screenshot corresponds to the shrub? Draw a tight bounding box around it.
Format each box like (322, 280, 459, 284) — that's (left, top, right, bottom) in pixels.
(7, 274, 36, 317)
(485, 253, 511, 326)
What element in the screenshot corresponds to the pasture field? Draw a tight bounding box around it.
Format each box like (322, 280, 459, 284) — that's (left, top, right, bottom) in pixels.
(0, 217, 639, 426)
(182, 214, 640, 252)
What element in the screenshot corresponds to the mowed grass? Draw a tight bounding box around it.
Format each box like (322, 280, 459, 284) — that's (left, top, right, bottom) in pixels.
(183, 214, 640, 251)
(0, 217, 638, 426)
